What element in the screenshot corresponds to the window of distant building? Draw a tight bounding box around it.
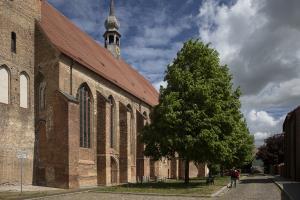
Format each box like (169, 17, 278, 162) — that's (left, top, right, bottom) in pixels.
(79, 84, 92, 148)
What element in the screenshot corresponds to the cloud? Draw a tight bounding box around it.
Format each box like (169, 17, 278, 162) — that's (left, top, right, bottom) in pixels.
(241, 78, 300, 111)
(246, 110, 285, 146)
(121, 8, 191, 83)
(48, 0, 196, 85)
(253, 132, 273, 145)
(248, 110, 279, 127)
(153, 81, 168, 91)
(197, 0, 300, 146)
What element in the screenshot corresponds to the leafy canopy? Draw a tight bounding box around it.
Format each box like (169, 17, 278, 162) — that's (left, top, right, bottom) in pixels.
(142, 40, 254, 168)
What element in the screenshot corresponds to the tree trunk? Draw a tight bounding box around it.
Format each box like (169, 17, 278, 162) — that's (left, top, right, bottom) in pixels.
(184, 159, 190, 184)
(221, 165, 224, 177)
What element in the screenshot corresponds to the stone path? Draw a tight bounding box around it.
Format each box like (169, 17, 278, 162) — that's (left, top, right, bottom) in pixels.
(28, 175, 286, 200)
(32, 193, 207, 200)
(0, 183, 62, 192)
(216, 175, 287, 200)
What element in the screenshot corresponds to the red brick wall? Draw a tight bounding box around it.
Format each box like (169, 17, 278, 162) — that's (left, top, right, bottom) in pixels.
(285, 109, 300, 181)
(119, 103, 128, 183)
(96, 92, 108, 185)
(136, 111, 144, 180)
(68, 100, 80, 188)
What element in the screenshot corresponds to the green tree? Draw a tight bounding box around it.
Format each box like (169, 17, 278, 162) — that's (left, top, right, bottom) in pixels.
(142, 40, 254, 183)
(222, 119, 254, 170)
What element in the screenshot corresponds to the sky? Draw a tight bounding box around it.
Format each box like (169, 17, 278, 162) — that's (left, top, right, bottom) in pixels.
(48, 0, 300, 147)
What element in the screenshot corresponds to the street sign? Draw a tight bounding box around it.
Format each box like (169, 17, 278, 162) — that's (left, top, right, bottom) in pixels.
(17, 150, 27, 159)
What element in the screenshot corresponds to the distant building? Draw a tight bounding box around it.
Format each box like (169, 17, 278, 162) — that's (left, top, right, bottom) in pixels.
(283, 107, 300, 181)
(0, 0, 207, 189)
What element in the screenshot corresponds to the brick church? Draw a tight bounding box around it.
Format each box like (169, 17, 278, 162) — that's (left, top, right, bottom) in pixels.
(0, 0, 208, 188)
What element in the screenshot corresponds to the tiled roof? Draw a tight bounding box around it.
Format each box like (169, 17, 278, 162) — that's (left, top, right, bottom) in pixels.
(39, 1, 159, 106)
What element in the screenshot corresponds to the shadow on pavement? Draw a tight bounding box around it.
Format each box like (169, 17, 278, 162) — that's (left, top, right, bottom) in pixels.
(281, 189, 290, 200)
(240, 178, 272, 184)
(282, 183, 300, 200)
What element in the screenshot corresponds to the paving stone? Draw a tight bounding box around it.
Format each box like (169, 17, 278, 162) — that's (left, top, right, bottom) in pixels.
(215, 175, 285, 200)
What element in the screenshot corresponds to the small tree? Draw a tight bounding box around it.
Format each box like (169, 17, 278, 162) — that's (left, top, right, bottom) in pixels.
(256, 133, 284, 172)
(142, 40, 254, 183)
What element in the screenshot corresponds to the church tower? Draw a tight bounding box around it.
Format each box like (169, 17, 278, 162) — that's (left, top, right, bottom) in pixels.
(0, 0, 41, 185)
(104, 0, 121, 58)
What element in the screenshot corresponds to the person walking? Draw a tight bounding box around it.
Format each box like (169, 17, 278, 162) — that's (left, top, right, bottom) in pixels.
(230, 169, 238, 188)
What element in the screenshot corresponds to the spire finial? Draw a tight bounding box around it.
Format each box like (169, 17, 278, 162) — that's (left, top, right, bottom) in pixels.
(105, 0, 120, 31)
(104, 0, 121, 58)
(109, 0, 115, 16)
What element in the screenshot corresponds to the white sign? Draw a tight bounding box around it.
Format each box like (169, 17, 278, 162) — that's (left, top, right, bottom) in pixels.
(17, 150, 27, 159)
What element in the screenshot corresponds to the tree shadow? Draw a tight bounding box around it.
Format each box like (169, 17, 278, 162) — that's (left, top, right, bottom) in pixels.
(240, 178, 273, 184)
(121, 179, 208, 189)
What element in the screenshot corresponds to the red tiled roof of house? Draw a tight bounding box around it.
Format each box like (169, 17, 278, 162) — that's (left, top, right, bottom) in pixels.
(39, 1, 159, 106)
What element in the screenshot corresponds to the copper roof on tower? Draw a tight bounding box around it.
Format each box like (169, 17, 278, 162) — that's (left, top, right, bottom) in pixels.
(39, 1, 159, 106)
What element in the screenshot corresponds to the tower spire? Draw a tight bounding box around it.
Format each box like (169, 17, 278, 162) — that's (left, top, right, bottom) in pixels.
(109, 0, 115, 16)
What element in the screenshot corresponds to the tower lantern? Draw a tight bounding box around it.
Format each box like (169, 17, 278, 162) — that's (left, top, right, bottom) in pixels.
(104, 0, 121, 58)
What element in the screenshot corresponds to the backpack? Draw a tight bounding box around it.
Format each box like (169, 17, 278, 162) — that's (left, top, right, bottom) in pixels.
(234, 170, 239, 178)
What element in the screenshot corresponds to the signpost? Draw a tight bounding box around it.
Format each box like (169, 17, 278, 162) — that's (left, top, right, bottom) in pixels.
(17, 150, 27, 193)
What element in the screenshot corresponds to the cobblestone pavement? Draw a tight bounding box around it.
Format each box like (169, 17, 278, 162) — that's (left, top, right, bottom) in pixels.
(0, 183, 62, 192)
(31, 175, 286, 200)
(36, 192, 207, 200)
(216, 175, 287, 200)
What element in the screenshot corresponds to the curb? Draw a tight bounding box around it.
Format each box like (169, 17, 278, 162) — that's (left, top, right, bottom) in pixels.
(211, 183, 230, 197)
(272, 179, 293, 200)
(25, 181, 231, 199)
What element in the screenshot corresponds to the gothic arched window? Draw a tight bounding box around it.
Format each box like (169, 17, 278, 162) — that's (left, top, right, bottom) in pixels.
(20, 73, 29, 108)
(0, 66, 10, 104)
(108, 96, 115, 148)
(79, 84, 92, 148)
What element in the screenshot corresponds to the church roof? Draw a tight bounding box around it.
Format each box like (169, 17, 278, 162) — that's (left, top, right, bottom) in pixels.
(39, 1, 159, 106)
